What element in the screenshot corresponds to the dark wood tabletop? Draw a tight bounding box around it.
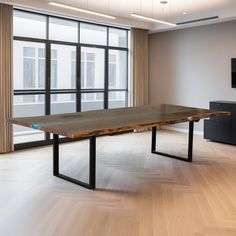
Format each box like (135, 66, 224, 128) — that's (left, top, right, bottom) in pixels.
(8, 104, 230, 138)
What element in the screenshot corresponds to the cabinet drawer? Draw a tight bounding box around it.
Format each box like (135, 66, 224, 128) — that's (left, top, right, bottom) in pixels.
(206, 101, 236, 145)
(210, 102, 232, 123)
(210, 102, 231, 111)
(210, 116, 231, 124)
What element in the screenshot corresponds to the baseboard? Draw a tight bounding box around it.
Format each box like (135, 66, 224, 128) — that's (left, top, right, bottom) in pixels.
(162, 125, 203, 136)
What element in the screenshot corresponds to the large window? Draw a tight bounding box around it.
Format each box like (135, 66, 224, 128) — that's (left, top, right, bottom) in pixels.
(13, 9, 129, 147)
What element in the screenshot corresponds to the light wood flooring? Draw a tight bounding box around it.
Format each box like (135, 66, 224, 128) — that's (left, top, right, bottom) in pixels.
(0, 130, 236, 236)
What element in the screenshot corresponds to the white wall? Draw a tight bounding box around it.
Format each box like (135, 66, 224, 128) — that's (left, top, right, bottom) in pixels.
(149, 20, 236, 132)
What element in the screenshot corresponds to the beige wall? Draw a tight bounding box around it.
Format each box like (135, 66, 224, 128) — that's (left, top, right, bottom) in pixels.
(149, 21, 236, 132)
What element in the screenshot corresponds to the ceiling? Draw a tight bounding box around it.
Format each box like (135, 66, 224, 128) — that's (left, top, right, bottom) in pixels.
(2, 0, 236, 32)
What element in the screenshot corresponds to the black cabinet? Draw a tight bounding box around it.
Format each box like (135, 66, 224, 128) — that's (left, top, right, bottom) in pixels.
(204, 101, 236, 145)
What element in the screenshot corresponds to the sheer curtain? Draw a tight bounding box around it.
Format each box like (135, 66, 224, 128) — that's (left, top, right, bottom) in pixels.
(131, 28, 149, 107)
(0, 3, 13, 153)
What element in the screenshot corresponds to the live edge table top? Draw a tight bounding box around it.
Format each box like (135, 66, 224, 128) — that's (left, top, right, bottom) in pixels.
(8, 104, 230, 139)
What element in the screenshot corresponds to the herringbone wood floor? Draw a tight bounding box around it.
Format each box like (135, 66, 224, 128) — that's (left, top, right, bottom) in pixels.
(0, 130, 236, 236)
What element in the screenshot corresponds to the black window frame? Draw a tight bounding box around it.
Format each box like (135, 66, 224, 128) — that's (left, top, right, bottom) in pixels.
(13, 8, 130, 149)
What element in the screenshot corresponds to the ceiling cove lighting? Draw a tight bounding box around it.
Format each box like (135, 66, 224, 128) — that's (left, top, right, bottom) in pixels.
(131, 13, 176, 26)
(48, 2, 116, 19)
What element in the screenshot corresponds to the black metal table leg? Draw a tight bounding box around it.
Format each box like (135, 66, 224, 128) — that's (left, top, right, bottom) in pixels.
(151, 121, 194, 162)
(53, 134, 96, 189)
(89, 136, 96, 189)
(187, 121, 194, 162)
(151, 126, 157, 153)
(53, 134, 59, 176)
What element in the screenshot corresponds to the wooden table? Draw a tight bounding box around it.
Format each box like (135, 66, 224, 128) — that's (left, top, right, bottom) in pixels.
(8, 104, 229, 189)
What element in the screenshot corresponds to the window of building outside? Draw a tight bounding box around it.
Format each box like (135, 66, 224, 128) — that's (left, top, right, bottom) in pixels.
(51, 49, 58, 89)
(71, 51, 76, 88)
(38, 48, 45, 88)
(23, 47, 35, 103)
(109, 54, 116, 90)
(13, 10, 129, 147)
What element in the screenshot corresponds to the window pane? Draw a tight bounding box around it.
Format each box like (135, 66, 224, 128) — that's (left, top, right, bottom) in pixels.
(51, 44, 76, 89)
(81, 47, 105, 89)
(49, 17, 78, 42)
(13, 95, 45, 144)
(109, 91, 126, 108)
(80, 23, 107, 45)
(13, 11, 46, 39)
(109, 50, 127, 89)
(14, 41, 45, 90)
(109, 28, 128, 47)
(51, 94, 76, 114)
(81, 93, 104, 111)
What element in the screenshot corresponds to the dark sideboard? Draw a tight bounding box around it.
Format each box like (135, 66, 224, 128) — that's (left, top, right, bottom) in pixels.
(204, 101, 236, 145)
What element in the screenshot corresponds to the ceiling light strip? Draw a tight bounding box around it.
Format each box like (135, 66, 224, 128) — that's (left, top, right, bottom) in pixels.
(177, 16, 219, 25)
(49, 2, 116, 19)
(131, 13, 176, 26)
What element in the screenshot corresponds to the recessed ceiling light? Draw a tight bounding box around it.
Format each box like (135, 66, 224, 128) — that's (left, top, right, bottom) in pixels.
(160, 0, 168, 4)
(131, 13, 176, 27)
(182, 12, 187, 15)
(48, 2, 116, 19)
